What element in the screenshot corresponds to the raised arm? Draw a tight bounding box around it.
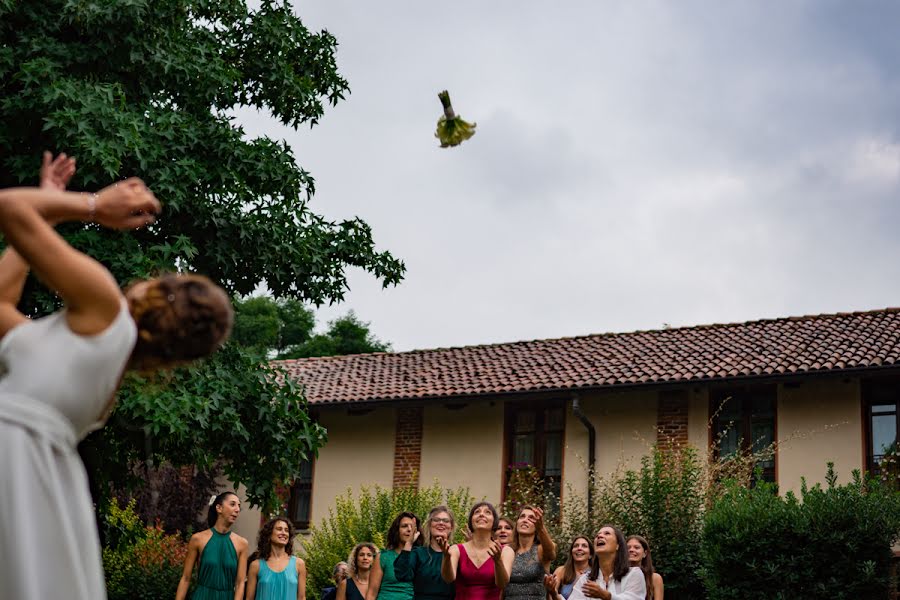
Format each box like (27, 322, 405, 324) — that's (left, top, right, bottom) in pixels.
(0, 152, 77, 335)
(532, 508, 557, 566)
(440, 539, 459, 584)
(492, 543, 514, 590)
(0, 180, 159, 335)
(366, 551, 384, 600)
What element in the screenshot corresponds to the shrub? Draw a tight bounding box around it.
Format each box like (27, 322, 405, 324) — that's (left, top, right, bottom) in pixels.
(102, 498, 188, 600)
(300, 481, 475, 600)
(701, 464, 900, 599)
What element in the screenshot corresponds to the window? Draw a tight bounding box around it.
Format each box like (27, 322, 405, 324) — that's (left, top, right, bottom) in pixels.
(287, 459, 314, 529)
(863, 379, 900, 473)
(710, 385, 776, 482)
(505, 402, 565, 504)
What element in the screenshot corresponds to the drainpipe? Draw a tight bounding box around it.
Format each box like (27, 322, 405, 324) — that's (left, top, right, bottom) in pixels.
(571, 394, 596, 522)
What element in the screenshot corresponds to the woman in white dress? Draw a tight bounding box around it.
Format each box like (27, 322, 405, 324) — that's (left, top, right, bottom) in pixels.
(545, 526, 645, 600)
(0, 160, 233, 600)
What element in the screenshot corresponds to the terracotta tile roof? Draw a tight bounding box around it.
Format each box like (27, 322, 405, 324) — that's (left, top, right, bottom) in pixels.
(275, 308, 900, 405)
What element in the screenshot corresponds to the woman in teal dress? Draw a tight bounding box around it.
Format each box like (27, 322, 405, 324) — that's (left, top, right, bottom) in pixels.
(368, 511, 421, 600)
(246, 517, 307, 600)
(176, 491, 250, 600)
(393, 506, 457, 600)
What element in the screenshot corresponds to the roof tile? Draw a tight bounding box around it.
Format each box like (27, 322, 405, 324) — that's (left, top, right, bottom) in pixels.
(276, 308, 900, 404)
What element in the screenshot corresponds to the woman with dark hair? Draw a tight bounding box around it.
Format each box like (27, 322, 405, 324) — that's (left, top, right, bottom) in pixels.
(367, 511, 421, 600)
(494, 517, 514, 545)
(0, 159, 234, 600)
(544, 536, 593, 600)
(440, 502, 514, 600)
(562, 526, 645, 600)
(394, 506, 457, 600)
(626, 536, 663, 600)
(176, 492, 250, 600)
(506, 505, 557, 600)
(339, 542, 378, 600)
(246, 517, 307, 600)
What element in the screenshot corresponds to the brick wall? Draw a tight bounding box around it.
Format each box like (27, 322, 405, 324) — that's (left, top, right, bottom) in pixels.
(393, 406, 423, 489)
(657, 390, 689, 448)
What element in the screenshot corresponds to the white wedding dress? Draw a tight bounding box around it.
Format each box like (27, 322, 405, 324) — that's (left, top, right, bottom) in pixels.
(0, 303, 136, 599)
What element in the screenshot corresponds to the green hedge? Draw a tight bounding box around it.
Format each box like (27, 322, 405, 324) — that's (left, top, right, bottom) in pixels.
(701, 464, 900, 600)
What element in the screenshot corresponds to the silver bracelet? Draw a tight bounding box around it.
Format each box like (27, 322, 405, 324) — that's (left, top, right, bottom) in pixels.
(84, 192, 97, 222)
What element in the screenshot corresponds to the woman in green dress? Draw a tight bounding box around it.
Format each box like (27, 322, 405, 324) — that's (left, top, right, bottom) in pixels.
(176, 491, 250, 600)
(367, 512, 421, 600)
(393, 506, 457, 600)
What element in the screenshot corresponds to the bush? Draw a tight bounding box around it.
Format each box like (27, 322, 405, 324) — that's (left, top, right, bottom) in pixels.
(701, 464, 900, 599)
(102, 498, 188, 600)
(300, 481, 475, 600)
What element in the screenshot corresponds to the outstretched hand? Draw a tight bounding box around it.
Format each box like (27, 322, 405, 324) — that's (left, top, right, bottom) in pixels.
(487, 540, 503, 563)
(543, 573, 558, 592)
(94, 178, 161, 230)
(527, 507, 544, 528)
(40, 151, 76, 191)
(435, 535, 451, 553)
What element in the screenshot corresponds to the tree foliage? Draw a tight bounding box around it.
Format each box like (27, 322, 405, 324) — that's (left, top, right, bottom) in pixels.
(0, 0, 405, 512)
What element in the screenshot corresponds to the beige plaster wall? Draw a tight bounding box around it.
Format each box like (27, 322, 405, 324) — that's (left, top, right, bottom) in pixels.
(310, 406, 396, 524)
(419, 401, 505, 503)
(687, 387, 710, 460)
(564, 390, 658, 497)
(777, 379, 863, 495)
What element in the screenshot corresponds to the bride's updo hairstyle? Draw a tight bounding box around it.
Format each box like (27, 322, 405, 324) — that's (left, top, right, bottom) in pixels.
(127, 273, 233, 370)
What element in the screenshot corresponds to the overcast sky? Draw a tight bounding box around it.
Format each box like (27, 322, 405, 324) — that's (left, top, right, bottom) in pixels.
(237, 1, 900, 352)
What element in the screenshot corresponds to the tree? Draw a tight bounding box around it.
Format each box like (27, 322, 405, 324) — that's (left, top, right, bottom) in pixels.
(232, 296, 316, 357)
(283, 311, 390, 358)
(233, 296, 389, 359)
(0, 0, 405, 513)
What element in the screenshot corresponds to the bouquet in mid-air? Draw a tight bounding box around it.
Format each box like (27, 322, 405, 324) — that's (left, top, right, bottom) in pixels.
(435, 90, 476, 148)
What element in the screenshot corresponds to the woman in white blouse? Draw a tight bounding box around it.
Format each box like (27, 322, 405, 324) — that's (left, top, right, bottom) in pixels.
(545, 526, 645, 600)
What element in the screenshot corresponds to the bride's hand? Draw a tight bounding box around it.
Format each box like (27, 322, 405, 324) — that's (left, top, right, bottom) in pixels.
(94, 178, 161, 230)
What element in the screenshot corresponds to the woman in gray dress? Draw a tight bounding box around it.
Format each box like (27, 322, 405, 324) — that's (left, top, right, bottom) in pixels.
(505, 505, 557, 600)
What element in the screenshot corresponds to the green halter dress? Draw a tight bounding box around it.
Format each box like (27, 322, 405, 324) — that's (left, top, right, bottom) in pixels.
(194, 528, 238, 599)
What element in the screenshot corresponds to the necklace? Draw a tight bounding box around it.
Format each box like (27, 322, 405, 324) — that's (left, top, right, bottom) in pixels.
(354, 576, 369, 587)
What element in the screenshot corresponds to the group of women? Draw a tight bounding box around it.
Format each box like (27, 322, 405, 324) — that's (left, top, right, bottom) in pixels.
(177, 497, 664, 600)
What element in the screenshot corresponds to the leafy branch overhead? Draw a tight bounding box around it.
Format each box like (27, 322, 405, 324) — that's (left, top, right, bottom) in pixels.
(0, 0, 404, 511)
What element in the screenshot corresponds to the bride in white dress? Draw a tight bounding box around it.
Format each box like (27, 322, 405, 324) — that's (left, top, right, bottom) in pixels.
(0, 154, 233, 599)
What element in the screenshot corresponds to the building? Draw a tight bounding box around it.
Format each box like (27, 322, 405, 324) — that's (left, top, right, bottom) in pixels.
(274, 308, 900, 531)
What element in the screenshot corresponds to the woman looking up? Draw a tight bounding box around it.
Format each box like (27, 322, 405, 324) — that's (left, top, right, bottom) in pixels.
(567, 526, 645, 600)
(176, 492, 250, 600)
(394, 506, 457, 600)
(339, 543, 378, 600)
(544, 536, 593, 600)
(625, 536, 663, 600)
(246, 517, 307, 600)
(367, 511, 420, 600)
(440, 502, 515, 600)
(506, 505, 557, 600)
(0, 165, 233, 600)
